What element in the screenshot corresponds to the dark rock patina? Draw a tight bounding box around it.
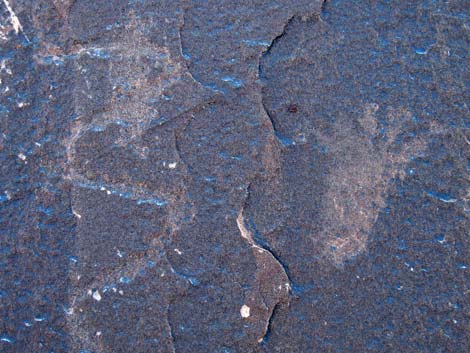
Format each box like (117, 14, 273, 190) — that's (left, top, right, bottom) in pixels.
(1, 0, 469, 352)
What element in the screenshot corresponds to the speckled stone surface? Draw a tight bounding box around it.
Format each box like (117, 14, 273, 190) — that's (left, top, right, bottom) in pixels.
(1, 1, 470, 352)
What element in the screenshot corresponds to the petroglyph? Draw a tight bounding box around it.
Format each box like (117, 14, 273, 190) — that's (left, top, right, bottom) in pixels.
(61, 14, 197, 353)
(321, 105, 426, 264)
(258, 14, 438, 266)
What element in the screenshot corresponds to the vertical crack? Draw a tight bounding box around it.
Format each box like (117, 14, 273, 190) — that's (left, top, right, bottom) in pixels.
(237, 183, 292, 289)
(258, 16, 296, 140)
(257, 9, 322, 146)
(237, 183, 292, 344)
(178, 5, 223, 94)
(260, 302, 283, 346)
(166, 304, 177, 353)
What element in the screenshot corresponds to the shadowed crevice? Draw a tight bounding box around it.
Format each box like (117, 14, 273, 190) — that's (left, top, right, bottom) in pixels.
(260, 302, 284, 346)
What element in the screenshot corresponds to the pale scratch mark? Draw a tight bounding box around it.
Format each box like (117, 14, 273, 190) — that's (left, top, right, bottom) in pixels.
(2, 0, 29, 41)
(236, 211, 253, 242)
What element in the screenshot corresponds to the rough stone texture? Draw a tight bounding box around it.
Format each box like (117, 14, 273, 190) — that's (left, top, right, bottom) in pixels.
(1, 0, 470, 352)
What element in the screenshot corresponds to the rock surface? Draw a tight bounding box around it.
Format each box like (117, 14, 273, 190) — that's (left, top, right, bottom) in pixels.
(1, 0, 470, 352)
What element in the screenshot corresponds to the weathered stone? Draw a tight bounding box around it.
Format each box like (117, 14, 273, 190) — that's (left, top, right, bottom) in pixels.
(1, 1, 469, 352)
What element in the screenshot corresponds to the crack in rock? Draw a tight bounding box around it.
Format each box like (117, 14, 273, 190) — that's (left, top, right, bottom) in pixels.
(67, 241, 189, 353)
(258, 16, 296, 144)
(236, 185, 290, 344)
(257, 13, 438, 267)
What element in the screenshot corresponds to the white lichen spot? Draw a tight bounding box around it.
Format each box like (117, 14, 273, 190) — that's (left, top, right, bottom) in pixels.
(92, 290, 102, 301)
(240, 304, 250, 318)
(0, 60, 12, 75)
(168, 162, 177, 169)
(18, 153, 26, 161)
(118, 290, 124, 295)
(72, 209, 82, 219)
(174, 248, 182, 255)
(96, 331, 102, 336)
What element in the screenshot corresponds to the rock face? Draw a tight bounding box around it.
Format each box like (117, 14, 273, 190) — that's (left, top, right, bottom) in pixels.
(1, 1, 469, 352)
